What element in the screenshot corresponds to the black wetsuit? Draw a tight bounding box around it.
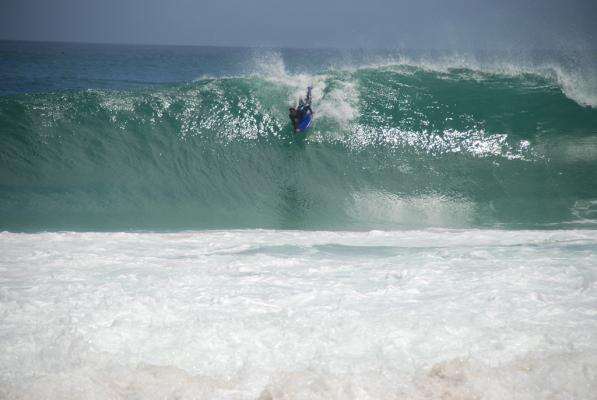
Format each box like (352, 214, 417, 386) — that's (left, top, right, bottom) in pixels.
(289, 110, 300, 130)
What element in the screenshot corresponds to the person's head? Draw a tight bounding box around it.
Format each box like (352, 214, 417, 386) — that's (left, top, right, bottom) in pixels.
(289, 107, 296, 115)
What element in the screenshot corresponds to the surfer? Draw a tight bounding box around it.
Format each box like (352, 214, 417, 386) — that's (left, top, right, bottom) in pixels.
(289, 103, 312, 132)
(289, 86, 314, 132)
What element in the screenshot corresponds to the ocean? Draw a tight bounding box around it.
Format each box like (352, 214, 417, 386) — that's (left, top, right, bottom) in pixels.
(1, 41, 596, 399)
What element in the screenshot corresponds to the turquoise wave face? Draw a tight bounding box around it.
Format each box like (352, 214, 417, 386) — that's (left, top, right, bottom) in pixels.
(1, 64, 597, 231)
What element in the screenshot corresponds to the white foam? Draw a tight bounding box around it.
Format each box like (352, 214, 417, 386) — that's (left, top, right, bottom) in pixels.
(550, 63, 597, 108)
(315, 78, 360, 125)
(351, 53, 597, 108)
(1, 229, 596, 399)
(251, 51, 360, 126)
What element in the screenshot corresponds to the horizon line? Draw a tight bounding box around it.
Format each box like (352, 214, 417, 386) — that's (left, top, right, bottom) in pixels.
(1, 38, 591, 53)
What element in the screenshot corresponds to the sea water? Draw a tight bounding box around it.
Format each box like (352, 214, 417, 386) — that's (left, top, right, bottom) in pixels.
(1, 41, 597, 399)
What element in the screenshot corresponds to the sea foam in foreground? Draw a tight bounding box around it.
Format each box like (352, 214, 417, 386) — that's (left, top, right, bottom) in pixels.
(1, 230, 596, 399)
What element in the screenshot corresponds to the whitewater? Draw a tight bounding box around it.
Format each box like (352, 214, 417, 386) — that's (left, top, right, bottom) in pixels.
(1, 230, 596, 399)
(1, 41, 597, 399)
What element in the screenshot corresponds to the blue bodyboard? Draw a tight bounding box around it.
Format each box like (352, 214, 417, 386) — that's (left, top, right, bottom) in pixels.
(296, 111, 313, 132)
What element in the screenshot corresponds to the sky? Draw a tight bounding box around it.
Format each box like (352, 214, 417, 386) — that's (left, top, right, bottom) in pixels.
(1, 0, 596, 49)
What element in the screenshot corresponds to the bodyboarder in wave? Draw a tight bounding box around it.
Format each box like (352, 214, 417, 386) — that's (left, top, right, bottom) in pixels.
(289, 86, 314, 132)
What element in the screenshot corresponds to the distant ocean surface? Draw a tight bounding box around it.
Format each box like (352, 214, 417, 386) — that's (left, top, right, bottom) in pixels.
(1, 41, 596, 399)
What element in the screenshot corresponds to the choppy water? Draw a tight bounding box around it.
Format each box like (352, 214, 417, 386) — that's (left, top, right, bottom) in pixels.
(1, 41, 596, 399)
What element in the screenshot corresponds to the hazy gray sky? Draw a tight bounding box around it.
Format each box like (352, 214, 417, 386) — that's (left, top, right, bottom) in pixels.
(1, 0, 596, 49)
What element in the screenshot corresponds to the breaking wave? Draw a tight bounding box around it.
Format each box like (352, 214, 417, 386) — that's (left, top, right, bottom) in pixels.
(1, 56, 597, 230)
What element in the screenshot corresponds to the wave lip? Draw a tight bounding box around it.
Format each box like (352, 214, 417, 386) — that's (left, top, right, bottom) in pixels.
(354, 52, 597, 109)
